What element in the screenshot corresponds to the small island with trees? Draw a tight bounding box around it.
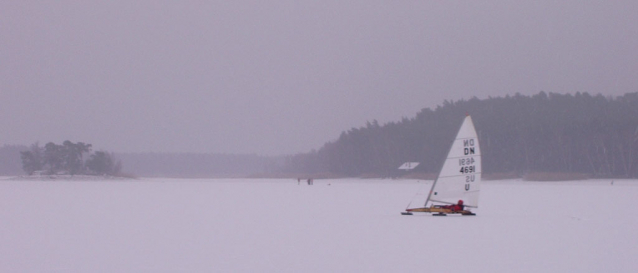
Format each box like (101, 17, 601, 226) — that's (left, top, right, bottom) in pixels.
(18, 141, 126, 180)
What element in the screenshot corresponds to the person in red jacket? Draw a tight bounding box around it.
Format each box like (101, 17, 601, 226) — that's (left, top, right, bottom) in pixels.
(443, 200, 465, 212)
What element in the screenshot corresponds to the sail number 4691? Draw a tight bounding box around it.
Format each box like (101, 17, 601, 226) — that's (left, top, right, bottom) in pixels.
(459, 165, 475, 174)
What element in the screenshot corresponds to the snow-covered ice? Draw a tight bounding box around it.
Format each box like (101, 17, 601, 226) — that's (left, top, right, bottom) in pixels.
(1, 178, 636, 272)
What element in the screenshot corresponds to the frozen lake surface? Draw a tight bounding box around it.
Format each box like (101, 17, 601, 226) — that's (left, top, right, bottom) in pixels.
(1, 178, 637, 272)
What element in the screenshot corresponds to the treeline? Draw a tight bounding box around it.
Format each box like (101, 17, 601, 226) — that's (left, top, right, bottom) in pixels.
(0, 145, 281, 178)
(20, 141, 121, 176)
(282, 92, 638, 178)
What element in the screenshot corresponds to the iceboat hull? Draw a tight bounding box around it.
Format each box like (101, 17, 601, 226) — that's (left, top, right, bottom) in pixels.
(404, 206, 476, 215)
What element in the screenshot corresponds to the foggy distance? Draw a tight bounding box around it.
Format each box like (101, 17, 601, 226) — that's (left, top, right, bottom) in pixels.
(1, 1, 637, 155)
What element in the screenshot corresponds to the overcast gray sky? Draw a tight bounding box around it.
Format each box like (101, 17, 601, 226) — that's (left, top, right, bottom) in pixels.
(1, 1, 637, 155)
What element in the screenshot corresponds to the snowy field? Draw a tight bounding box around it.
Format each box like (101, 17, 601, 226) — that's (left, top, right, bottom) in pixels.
(1, 178, 637, 273)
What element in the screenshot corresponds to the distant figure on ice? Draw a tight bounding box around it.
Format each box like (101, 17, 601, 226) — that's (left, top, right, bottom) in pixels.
(307, 178, 314, 185)
(297, 178, 300, 185)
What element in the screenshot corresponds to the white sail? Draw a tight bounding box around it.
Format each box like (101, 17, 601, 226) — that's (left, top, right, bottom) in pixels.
(427, 115, 481, 208)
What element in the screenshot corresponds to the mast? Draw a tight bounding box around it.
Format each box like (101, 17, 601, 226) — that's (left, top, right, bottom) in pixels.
(423, 116, 467, 207)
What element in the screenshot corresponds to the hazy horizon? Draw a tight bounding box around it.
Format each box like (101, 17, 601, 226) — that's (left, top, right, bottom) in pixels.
(2, 1, 637, 155)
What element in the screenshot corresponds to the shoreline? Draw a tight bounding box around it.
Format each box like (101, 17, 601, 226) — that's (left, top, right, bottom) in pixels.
(7, 174, 134, 181)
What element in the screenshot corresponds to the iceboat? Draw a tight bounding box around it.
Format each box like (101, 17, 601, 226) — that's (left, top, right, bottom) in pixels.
(402, 115, 481, 216)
